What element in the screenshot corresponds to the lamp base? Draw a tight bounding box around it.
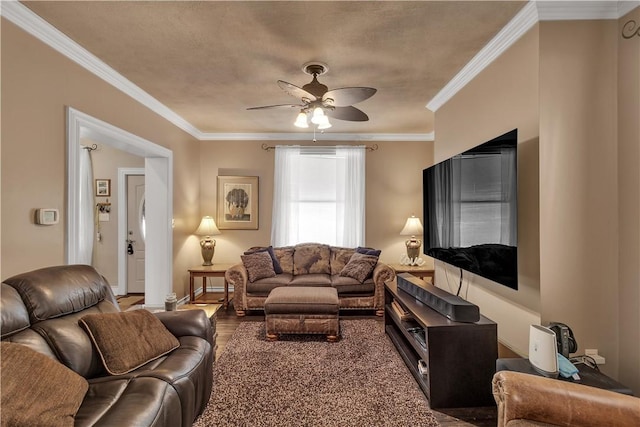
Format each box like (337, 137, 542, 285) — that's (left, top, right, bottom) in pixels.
(405, 237, 422, 260)
(200, 238, 216, 266)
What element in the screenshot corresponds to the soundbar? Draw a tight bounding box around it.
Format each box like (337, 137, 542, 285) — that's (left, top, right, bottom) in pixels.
(397, 273, 480, 323)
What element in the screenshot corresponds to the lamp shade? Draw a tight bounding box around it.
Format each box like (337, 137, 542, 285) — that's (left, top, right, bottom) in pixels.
(310, 107, 326, 124)
(294, 111, 309, 128)
(400, 215, 424, 236)
(195, 216, 221, 236)
(317, 119, 332, 130)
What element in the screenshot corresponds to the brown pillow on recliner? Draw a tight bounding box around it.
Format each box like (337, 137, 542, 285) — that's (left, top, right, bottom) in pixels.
(80, 309, 179, 375)
(0, 341, 89, 427)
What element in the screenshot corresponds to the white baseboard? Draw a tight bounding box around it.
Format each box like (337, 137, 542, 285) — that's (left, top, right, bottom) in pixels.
(193, 285, 234, 295)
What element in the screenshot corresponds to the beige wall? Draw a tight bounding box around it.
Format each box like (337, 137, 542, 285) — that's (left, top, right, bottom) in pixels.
(617, 7, 640, 394)
(198, 140, 433, 290)
(436, 16, 639, 391)
(1, 20, 201, 296)
(539, 19, 620, 381)
(1, 19, 432, 300)
(89, 142, 145, 285)
(434, 26, 541, 355)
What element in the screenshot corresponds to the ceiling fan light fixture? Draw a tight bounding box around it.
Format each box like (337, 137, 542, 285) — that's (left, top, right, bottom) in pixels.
(310, 107, 326, 124)
(318, 119, 332, 130)
(294, 111, 309, 128)
(316, 114, 330, 127)
(248, 62, 376, 129)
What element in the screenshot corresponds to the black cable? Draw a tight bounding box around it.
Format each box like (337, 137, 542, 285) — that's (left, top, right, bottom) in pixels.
(456, 268, 463, 296)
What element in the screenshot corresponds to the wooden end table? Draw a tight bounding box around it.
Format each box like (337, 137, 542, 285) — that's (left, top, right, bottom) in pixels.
(188, 264, 235, 309)
(388, 263, 435, 282)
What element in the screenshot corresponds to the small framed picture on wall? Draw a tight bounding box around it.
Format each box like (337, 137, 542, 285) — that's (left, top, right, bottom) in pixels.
(95, 179, 111, 197)
(217, 175, 259, 230)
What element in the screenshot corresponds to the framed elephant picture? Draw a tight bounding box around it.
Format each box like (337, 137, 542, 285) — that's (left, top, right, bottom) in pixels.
(216, 176, 259, 229)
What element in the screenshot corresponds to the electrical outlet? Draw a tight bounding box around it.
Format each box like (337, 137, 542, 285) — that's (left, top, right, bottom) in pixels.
(585, 349, 606, 365)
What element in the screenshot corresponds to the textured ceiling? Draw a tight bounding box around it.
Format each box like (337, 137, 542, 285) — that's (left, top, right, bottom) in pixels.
(23, 1, 526, 136)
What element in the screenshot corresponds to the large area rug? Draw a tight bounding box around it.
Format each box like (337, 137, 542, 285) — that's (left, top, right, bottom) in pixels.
(194, 319, 439, 426)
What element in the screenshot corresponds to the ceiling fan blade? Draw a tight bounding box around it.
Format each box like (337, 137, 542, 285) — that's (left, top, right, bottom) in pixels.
(322, 87, 377, 107)
(326, 106, 369, 122)
(247, 104, 304, 110)
(277, 80, 317, 102)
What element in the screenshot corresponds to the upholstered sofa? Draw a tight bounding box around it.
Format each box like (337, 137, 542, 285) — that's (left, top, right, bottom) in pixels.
(492, 371, 640, 427)
(1, 265, 215, 427)
(226, 243, 395, 316)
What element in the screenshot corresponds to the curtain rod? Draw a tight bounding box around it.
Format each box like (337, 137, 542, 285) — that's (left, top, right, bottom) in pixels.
(261, 143, 378, 152)
(83, 144, 98, 151)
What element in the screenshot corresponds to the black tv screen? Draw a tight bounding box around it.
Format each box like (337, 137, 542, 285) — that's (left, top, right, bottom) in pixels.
(423, 129, 518, 289)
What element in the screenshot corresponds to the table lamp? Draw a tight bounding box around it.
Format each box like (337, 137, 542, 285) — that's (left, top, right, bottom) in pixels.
(400, 215, 424, 259)
(195, 216, 221, 266)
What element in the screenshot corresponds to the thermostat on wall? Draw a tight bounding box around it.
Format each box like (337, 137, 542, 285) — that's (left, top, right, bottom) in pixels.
(35, 208, 59, 225)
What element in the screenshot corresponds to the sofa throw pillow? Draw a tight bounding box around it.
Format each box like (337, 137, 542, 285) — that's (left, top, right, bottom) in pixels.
(340, 252, 379, 283)
(274, 246, 295, 275)
(0, 341, 89, 427)
(356, 246, 382, 257)
(330, 247, 356, 275)
(293, 243, 331, 275)
(80, 309, 179, 375)
(241, 251, 277, 282)
(244, 246, 283, 274)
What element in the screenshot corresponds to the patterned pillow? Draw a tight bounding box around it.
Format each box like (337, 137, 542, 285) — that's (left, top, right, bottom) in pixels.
(293, 243, 331, 275)
(339, 252, 379, 283)
(80, 309, 180, 375)
(244, 246, 283, 274)
(330, 247, 356, 275)
(1, 342, 88, 427)
(241, 251, 276, 282)
(273, 246, 295, 275)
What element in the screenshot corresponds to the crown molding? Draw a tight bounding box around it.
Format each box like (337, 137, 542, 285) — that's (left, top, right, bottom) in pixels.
(198, 132, 434, 142)
(0, 1, 198, 135)
(426, 2, 539, 112)
(537, 1, 635, 20)
(5, 1, 633, 139)
(619, 1, 640, 17)
(427, 0, 635, 112)
(1, 1, 201, 138)
(0, 1, 433, 143)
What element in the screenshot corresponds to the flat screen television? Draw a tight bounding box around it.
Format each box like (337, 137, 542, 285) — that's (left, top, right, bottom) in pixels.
(423, 129, 518, 289)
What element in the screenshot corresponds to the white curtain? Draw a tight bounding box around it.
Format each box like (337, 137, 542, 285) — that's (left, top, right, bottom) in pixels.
(338, 146, 365, 246)
(271, 146, 301, 246)
(271, 145, 365, 247)
(78, 146, 95, 264)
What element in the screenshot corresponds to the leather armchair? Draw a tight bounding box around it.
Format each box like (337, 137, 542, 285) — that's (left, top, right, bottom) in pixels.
(492, 371, 640, 427)
(1, 265, 215, 427)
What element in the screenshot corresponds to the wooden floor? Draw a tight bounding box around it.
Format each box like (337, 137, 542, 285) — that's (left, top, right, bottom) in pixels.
(211, 293, 498, 427)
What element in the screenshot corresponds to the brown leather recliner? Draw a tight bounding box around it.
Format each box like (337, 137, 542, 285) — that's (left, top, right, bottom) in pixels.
(492, 371, 640, 427)
(1, 265, 215, 427)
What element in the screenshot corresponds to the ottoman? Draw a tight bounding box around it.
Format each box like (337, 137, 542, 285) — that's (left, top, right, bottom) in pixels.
(264, 286, 340, 342)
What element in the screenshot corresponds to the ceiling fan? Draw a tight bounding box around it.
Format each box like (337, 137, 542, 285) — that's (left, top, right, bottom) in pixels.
(247, 62, 376, 128)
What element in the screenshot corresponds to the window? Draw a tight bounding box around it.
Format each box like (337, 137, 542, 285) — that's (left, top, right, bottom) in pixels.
(271, 146, 365, 247)
(430, 149, 516, 248)
(458, 153, 515, 246)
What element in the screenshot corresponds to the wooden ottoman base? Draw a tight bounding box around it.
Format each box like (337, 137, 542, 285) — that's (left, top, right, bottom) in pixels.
(264, 287, 340, 342)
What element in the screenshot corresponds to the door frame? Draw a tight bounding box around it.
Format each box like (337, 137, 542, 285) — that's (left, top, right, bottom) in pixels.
(67, 107, 173, 307)
(118, 168, 145, 296)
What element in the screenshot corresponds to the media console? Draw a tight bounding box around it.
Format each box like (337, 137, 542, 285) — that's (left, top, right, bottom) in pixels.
(384, 276, 498, 408)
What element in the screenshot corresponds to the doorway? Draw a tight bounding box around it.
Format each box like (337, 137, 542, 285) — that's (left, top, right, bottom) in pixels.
(126, 174, 145, 294)
(67, 107, 173, 307)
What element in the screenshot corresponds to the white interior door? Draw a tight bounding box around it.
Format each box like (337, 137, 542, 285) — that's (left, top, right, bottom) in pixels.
(127, 175, 145, 294)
